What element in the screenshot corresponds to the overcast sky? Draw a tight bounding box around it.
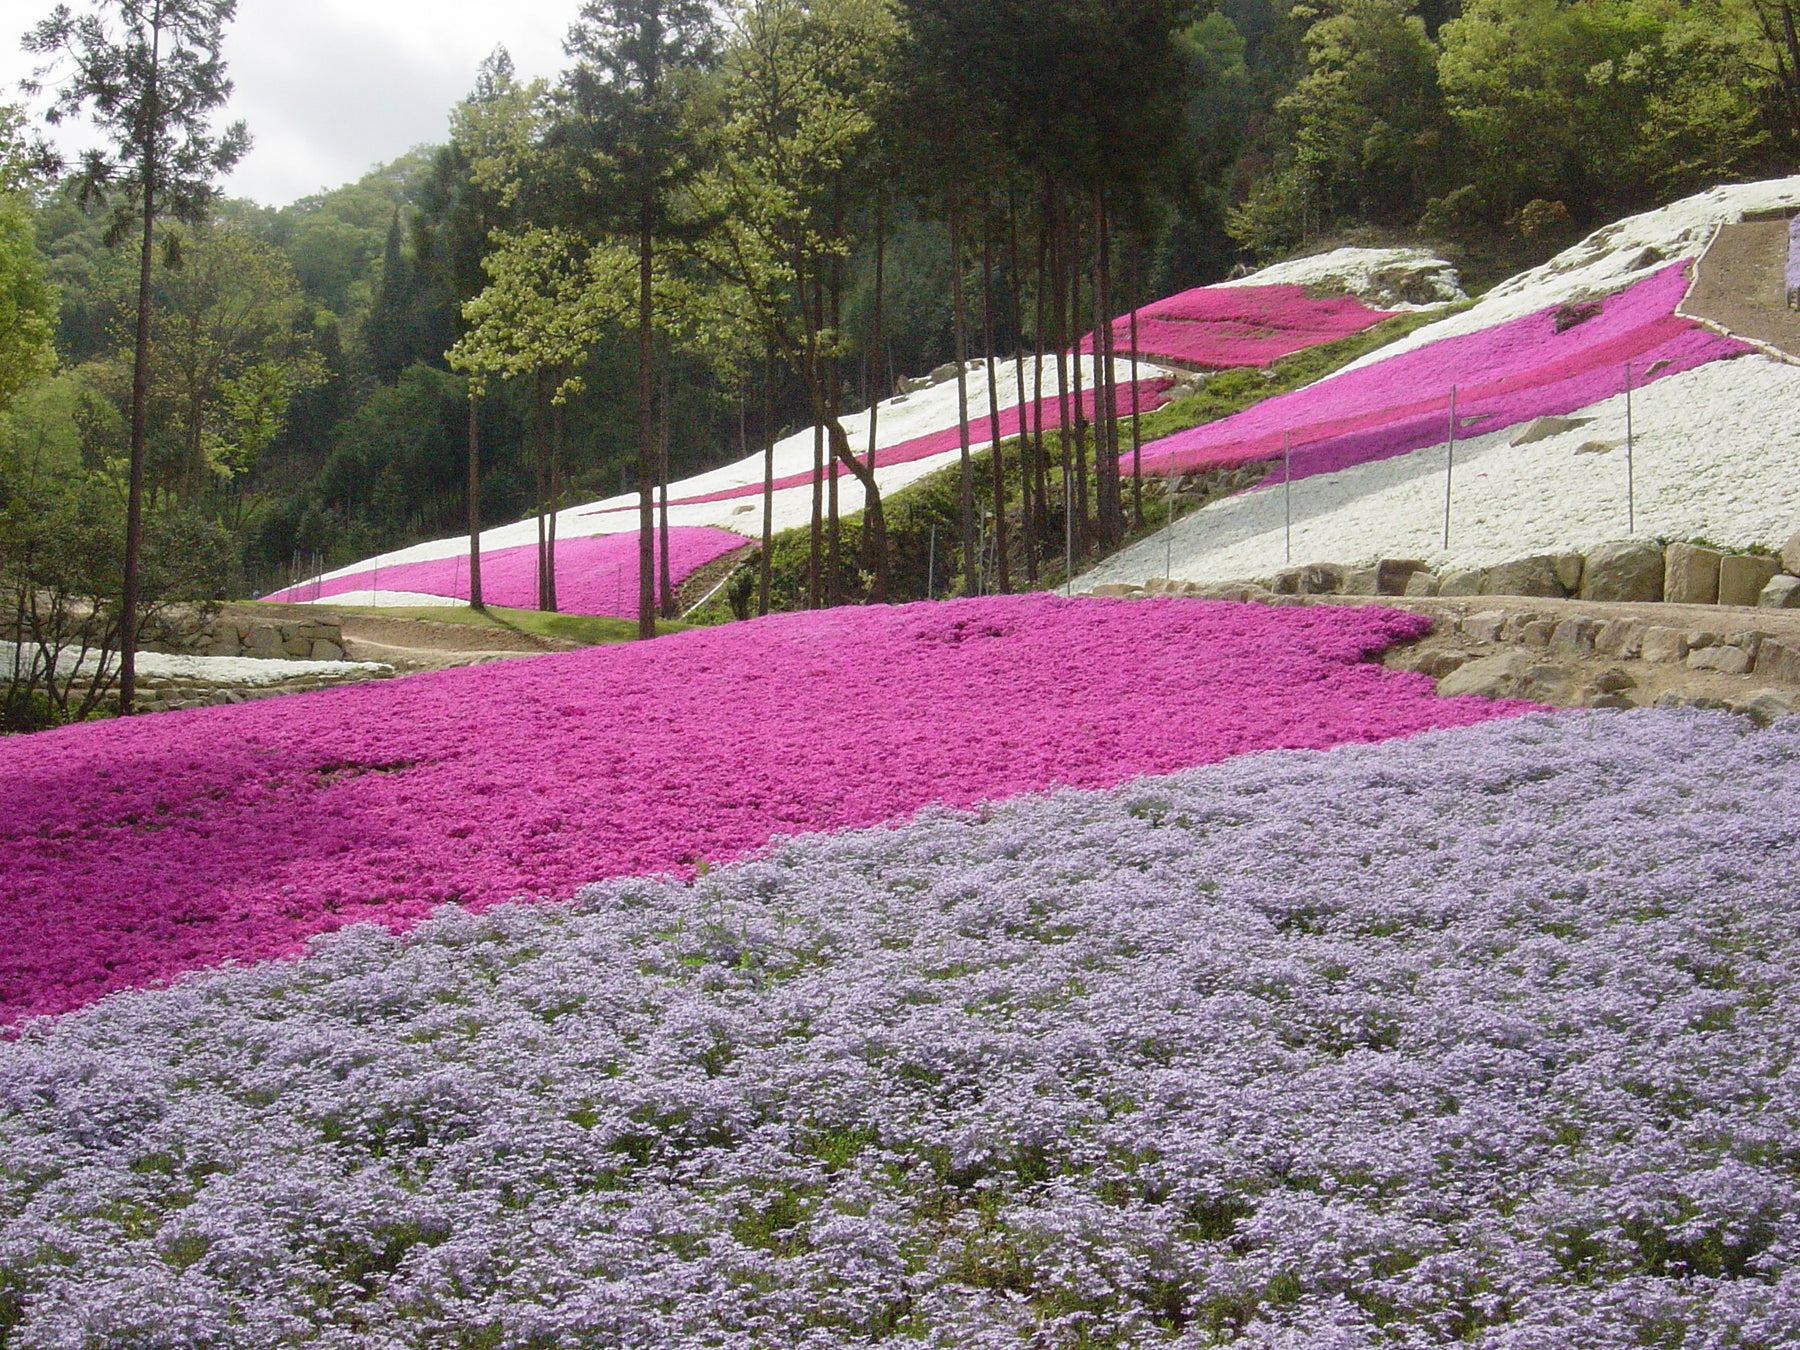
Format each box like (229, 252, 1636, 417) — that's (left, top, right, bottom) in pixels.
(8, 0, 580, 206)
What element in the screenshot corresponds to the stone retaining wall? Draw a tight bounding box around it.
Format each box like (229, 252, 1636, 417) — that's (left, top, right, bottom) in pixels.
(150, 616, 347, 662)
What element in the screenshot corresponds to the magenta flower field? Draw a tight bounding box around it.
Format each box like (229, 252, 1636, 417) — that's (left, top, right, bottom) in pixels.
(578, 377, 1175, 520)
(0, 596, 1527, 1025)
(1083, 283, 1395, 368)
(262, 525, 748, 615)
(1134, 262, 1748, 481)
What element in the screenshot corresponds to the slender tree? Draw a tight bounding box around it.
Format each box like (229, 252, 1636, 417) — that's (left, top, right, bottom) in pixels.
(25, 0, 248, 714)
(556, 0, 720, 639)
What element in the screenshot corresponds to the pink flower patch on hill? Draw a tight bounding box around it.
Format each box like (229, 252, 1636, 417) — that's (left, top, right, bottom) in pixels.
(1134, 262, 1750, 483)
(0, 595, 1530, 1025)
(578, 377, 1175, 519)
(262, 526, 748, 616)
(1083, 284, 1396, 369)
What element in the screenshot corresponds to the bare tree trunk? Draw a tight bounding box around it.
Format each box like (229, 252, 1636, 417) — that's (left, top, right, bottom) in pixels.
(120, 20, 163, 715)
(658, 376, 673, 618)
(467, 391, 484, 610)
(637, 215, 657, 640)
(1129, 248, 1144, 531)
(1066, 205, 1090, 558)
(1050, 193, 1074, 573)
(535, 370, 551, 612)
(808, 276, 824, 610)
(1009, 196, 1037, 584)
(981, 226, 1010, 594)
(1093, 195, 1120, 546)
(949, 195, 976, 594)
(759, 345, 775, 616)
(547, 380, 563, 613)
(865, 189, 886, 590)
(1033, 199, 1052, 573)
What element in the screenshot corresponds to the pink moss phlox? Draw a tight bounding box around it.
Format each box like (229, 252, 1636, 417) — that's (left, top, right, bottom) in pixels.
(578, 377, 1175, 519)
(261, 526, 748, 615)
(0, 596, 1529, 1024)
(1133, 262, 1752, 482)
(1081, 284, 1395, 368)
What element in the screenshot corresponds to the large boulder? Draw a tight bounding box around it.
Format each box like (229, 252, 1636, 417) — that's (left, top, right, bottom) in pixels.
(1782, 527, 1800, 576)
(1377, 559, 1430, 595)
(1760, 574, 1800, 609)
(1664, 543, 1723, 605)
(1719, 554, 1783, 608)
(1578, 540, 1664, 603)
(1481, 555, 1569, 598)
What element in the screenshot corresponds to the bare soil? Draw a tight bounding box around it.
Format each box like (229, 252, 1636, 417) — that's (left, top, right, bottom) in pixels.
(1680, 219, 1800, 359)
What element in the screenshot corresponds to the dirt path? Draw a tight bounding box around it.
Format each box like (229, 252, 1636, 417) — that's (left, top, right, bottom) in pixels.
(1680, 218, 1800, 359)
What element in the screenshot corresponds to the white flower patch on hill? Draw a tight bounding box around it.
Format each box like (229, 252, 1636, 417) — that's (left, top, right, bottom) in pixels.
(1080, 350, 1800, 586)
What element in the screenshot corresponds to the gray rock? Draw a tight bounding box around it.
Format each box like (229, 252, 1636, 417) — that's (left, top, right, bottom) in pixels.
(1090, 583, 1141, 597)
(1510, 415, 1589, 446)
(1755, 640, 1800, 685)
(1572, 439, 1619, 455)
(1501, 611, 1549, 641)
(1458, 610, 1506, 643)
(1664, 543, 1723, 605)
(1719, 554, 1782, 608)
(1759, 574, 1800, 609)
(1340, 567, 1381, 596)
(281, 638, 313, 659)
(1403, 571, 1441, 597)
(1591, 667, 1637, 694)
(310, 639, 345, 662)
(241, 626, 283, 657)
(1688, 645, 1753, 675)
(1438, 569, 1485, 597)
(1553, 554, 1585, 593)
(1438, 651, 1534, 699)
(1732, 688, 1798, 726)
(1641, 626, 1690, 663)
(1577, 540, 1664, 603)
(1587, 693, 1636, 710)
(1377, 559, 1429, 595)
(1437, 652, 1575, 703)
(1783, 527, 1800, 576)
(1482, 555, 1568, 598)
(1593, 618, 1644, 658)
(1518, 620, 1556, 649)
(1299, 564, 1345, 595)
(1413, 650, 1471, 679)
(1550, 617, 1599, 653)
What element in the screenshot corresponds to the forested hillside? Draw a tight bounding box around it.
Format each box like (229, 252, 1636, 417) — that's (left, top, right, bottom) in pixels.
(2, 0, 1795, 612)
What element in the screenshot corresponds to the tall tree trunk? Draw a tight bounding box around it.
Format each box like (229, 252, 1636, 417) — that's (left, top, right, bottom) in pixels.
(1093, 195, 1120, 547)
(535, 369, 551, 613)
(547, 379, 563, 613)
(658, 375, 673, 618)
(467, 390, 484, 609)
(759, 345, 775, 616)
(808, 275, 824, 610)
(1050, 193, 1074, 575)
(1033, 199, 1052, 572)
(827, 282, 841, 607)
(1066, 206, 1090, 559)
(119, 18, 163, 715)
(1009, 196, 1037, 584)
(865, 189, 886, 589)
(637, 215, 656, 640)
(948, 195, 976, 595)
(1129, 248, 1144, 530)
(981, 226, 1010, 594)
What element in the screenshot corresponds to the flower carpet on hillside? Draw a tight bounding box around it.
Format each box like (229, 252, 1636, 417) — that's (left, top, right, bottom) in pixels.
(1082, 283, 1396, 369)
(262, 526, 748, 616)
(575, 376, 1176, 520)
(0, 596, 1523, 1025)
(4, 708, 1798, 1346)
(1134, 261, 1749, 484)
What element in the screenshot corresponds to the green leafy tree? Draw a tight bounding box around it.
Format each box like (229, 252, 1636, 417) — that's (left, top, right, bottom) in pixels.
(0, 107, 57, 413)
(552, 0, 721, 639)
(24, 0, 248, 712)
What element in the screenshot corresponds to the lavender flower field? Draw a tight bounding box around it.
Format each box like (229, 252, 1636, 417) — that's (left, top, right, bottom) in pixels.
(5, 708, 1799, 1347)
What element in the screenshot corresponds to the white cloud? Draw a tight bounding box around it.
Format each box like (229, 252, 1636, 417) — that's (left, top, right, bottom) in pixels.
(8, 0, 579, 205)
